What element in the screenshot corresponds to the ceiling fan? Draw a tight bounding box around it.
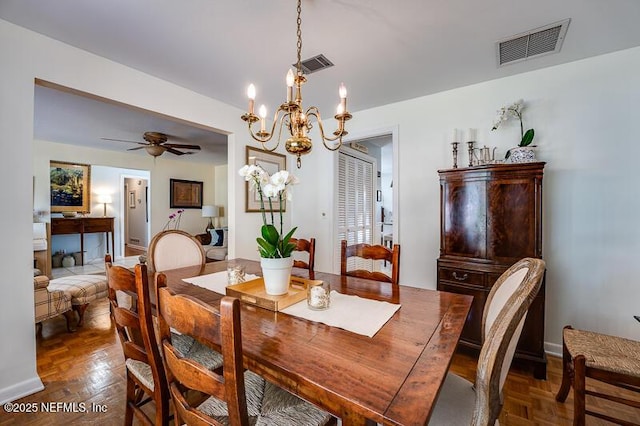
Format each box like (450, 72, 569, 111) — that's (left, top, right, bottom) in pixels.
(101, 131, 201, 157)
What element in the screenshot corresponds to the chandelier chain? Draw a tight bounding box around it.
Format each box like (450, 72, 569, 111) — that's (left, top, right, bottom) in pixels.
(296, 0, 302, 74)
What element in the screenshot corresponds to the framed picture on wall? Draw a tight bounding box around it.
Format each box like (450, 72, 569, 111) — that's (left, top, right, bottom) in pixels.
(170, 178, 203, 208)
(50, 161, 91, 213)
(128, 191, 136, 208)
(245, 146, 287, 212)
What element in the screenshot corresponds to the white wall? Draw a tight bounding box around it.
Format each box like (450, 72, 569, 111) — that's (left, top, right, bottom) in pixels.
(0, 18, 262, 403)
(296, 46, 640, 354)
(214, 165, 228, 227)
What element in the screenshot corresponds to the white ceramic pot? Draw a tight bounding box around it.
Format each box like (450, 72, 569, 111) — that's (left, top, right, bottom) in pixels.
(508, 146, 536, 163)
(260, 257, 293, 295)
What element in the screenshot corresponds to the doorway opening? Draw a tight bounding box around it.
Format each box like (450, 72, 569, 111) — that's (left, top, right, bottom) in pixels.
(122, 176, 150, 257)
(334, 128, 397, 272)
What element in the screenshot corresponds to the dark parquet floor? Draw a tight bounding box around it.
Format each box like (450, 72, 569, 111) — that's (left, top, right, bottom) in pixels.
(2, 298, 638, 425)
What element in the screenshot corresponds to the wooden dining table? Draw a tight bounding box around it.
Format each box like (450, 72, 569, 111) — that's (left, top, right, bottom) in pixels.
(159, 259, 472, 426)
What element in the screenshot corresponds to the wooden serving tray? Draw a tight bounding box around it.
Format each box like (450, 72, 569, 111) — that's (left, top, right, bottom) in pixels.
(226, 276, 322, 311)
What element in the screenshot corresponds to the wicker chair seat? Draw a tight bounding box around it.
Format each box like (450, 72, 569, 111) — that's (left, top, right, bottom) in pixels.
(125, 334, 223, 393)
(564, 328, 640, 378)
(198, 370, 331, 426)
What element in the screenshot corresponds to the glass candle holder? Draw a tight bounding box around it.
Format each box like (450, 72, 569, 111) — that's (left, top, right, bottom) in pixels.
(227, 265, 246, 285)
(307, 282, 330, 310)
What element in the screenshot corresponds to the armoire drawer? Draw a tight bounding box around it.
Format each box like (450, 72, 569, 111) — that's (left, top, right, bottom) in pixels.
(438, 267, 485, 287)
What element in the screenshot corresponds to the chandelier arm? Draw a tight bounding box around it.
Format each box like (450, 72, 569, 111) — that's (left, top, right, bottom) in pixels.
(247, 106, 292, 151)
(306, 109, 346, 151)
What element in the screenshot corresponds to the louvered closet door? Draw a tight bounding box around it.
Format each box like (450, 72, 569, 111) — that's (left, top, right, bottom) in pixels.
(337, 149, 374, 272)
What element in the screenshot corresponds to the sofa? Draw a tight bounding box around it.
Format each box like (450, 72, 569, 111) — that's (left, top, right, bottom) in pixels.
(194, 227, 228, 262)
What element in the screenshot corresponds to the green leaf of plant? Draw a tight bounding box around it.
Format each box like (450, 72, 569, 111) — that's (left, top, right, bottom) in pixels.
(520, 129, 535, 147)
(505, 149, 511, 159)
(261, 224, 280, 246)
(257, 237, 277, 258)
(282, 227, 297, 245)
(278, 240, 295, 258)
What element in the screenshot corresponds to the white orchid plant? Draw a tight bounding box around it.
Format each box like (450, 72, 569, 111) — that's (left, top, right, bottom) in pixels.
(238, 164, 299, 258)
(491, 99, 535, 158)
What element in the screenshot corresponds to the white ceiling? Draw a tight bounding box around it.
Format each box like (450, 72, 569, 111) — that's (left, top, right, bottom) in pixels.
(2, 0, 640, 161)
(33, 84, 229, 164)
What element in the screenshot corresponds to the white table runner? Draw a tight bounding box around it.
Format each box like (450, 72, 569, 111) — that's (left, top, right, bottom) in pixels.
(182, 271, 260, 295)
(281, 291, 400, 338)
(183, 272, 401, 338)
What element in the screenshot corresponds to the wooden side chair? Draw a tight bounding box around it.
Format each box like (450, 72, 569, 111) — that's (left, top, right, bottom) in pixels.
(340, 240, 400, 286)
(290, 237, 316, 272)
(105, 254, 171, 426)
(148, 229, 206, 272)
(430, 258, 546, 425)
(155, 273, 335, 425)
(555, 326, 640, 425)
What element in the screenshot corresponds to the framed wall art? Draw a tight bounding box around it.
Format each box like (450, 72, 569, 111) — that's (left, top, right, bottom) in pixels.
(245, 146, 287, 212)
(128, 190, 136, 209)
(170, 178, 203, 209)
(50, 161, 91, 213)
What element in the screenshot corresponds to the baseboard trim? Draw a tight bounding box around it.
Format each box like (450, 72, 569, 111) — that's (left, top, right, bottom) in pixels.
(0, 376, 44, 404)
(545, 342, 562, 358)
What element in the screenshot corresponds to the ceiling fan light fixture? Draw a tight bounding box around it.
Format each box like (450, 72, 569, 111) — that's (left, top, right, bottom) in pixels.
(145, 145, 165, 157)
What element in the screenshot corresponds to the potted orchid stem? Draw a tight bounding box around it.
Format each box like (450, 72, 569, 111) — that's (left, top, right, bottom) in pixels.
(491, 99, 536, 162)
(239, 164, 298, 295)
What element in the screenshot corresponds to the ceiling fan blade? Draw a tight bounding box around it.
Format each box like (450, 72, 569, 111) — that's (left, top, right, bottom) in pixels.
(165, 147, 185, 155)
(127, 146, 147, 151)
(101, 137, 146, 145)
(164, 143, 201, 150)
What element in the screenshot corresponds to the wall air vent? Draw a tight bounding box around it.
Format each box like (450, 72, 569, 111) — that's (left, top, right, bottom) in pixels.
(497, 19, 571, 66)
(296, 54, 334, 74)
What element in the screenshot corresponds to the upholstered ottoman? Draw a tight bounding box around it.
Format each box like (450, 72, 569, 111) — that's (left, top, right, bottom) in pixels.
(48, 274, 108, 326)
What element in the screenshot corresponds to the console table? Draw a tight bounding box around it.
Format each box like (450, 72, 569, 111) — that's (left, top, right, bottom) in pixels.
(51, 217, 115, 266)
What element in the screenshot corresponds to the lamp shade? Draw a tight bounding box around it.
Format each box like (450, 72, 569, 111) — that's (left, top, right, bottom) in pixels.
(202, 205, 219, 218)
(97, 194, 112, 204)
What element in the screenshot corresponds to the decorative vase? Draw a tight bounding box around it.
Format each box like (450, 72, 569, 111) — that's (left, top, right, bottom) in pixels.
(260, 257, 293, 296)
(508, 146, 536, 163)
(62, 255, 75, 268)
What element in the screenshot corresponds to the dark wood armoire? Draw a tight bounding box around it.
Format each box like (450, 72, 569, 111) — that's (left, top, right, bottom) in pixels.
(437, 162, 546, 379)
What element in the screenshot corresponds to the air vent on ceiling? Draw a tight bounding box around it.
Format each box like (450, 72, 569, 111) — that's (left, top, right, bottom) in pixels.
(497, 19, 570, 66)
(296, 54, 334, 74)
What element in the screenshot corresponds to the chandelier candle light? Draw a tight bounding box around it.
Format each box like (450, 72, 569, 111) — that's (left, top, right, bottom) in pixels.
(241, 0, 352, 168)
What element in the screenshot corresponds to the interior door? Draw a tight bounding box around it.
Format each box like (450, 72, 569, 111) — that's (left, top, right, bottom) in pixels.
(336, 148, 375, 271)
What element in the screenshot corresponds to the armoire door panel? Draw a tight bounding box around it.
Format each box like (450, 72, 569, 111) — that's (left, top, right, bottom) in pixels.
(442, 180, 487, 259)
(487, 180, 537, 263)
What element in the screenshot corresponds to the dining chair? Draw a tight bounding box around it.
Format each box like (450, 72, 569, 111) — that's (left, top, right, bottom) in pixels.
(155, 272, 336, 426)
(148, 229, 206, 272)
(429, 257, 546, 425)
(106, 254, 223, 426)
(555, 326, 640, 425)
(105, 254, 171, 426)
(290, 237, 316, 272)
(340, 240, 400, 286)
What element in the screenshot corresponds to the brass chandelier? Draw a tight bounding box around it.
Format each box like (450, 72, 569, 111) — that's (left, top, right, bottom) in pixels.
(241, 0, 352, 168)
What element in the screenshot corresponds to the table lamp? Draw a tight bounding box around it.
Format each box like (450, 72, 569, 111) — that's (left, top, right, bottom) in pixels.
(97, 194, 112, 217)
(202, 205, 219, 232)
